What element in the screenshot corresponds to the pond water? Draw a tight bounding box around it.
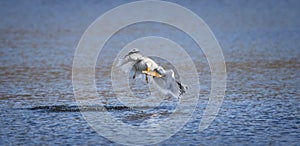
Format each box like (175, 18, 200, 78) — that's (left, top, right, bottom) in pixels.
(0, 0, 299, 145)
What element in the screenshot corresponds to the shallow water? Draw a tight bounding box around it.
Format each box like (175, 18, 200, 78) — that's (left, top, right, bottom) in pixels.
(1, 0, 299, 145)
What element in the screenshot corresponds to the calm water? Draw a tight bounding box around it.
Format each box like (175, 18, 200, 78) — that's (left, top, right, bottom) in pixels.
(0, 0, 299, 145)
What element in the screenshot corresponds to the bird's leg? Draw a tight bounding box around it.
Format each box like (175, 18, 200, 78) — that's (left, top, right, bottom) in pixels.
(146, 66, 150, 72)
(145, 67, 150, 83)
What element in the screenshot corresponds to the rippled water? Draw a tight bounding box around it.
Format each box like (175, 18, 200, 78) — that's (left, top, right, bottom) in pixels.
(1, 0, 299, 145)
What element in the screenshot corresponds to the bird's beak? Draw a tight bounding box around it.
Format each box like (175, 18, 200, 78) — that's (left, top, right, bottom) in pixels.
(142, 70, 163, 78)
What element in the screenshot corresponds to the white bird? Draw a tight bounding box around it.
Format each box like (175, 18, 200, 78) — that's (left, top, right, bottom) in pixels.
(117, 48, 188, 98)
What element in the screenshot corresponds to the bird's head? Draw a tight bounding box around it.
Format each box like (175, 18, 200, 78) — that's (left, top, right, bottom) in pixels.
(123, 48, 142, 60)
(125, 48, 140, 56)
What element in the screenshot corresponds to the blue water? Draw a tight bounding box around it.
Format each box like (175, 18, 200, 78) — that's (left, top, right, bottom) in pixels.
(0, 0, 299, 145)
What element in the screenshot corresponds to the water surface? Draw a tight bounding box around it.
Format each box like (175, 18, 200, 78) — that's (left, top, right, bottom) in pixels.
(0, 0, 299, 145)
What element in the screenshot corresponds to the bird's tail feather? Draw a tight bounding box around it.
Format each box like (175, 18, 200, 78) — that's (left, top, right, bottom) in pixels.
(176, 81, 188, 96)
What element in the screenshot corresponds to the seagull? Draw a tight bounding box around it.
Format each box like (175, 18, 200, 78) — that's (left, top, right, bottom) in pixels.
(117, 48, 188, 98)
